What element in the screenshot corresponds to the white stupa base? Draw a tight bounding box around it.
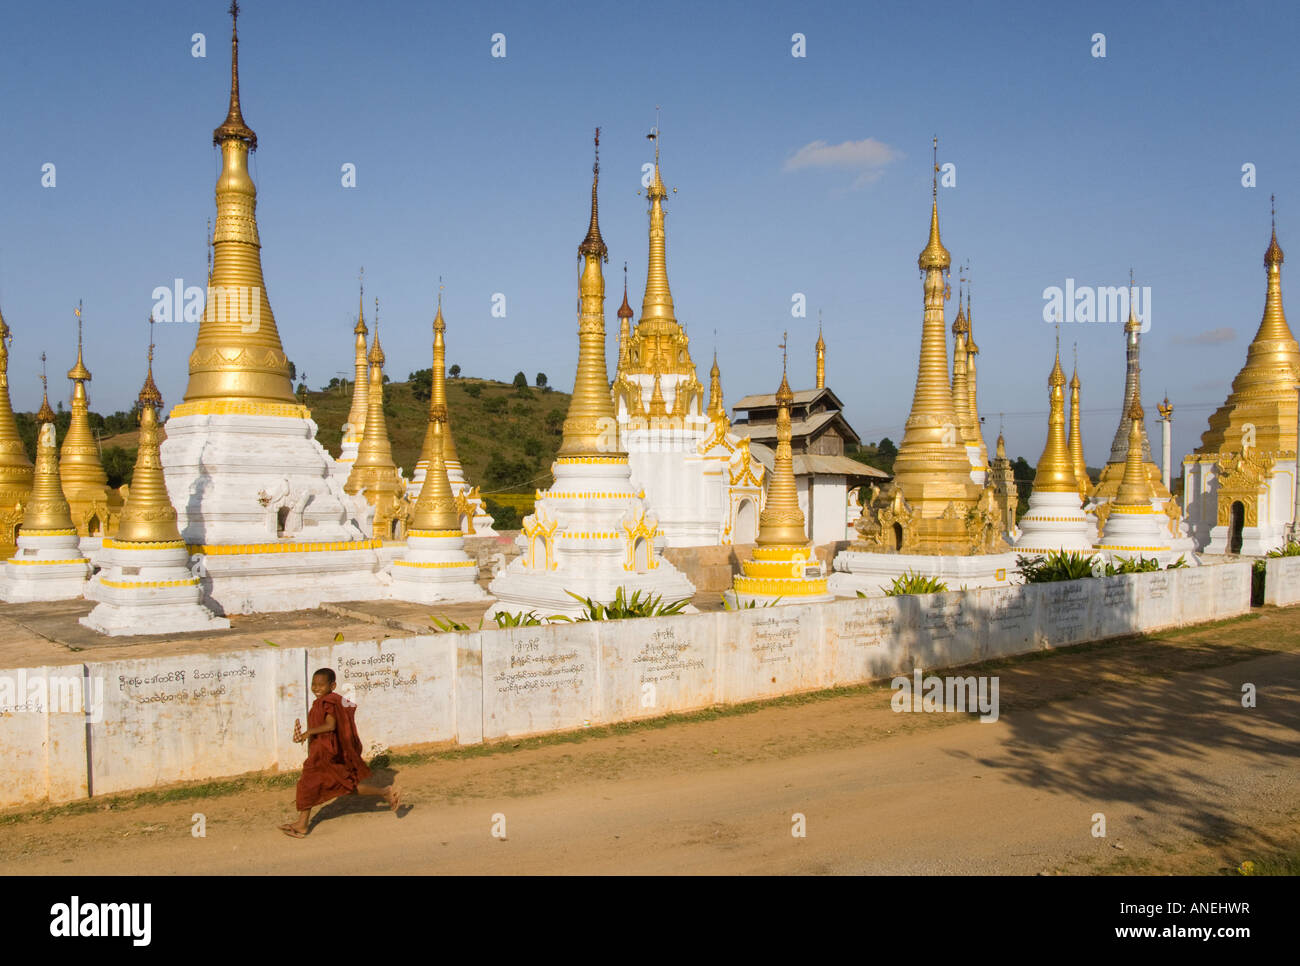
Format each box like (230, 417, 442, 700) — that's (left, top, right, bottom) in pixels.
(828, 550, 1019, 598)
(390, 531, 486, 603)
(159, 411, 386, 613)
(193, 546, 387, 615)
(724, 587, 834, 608)
(0, 533, 90, 602)
(488, 555, 697, 619)
(1012, 491, 1093, 554)
(486, 456, 697, 619)
(1096, 505, 1173, 559)
(79, 542, 230, 636)
(1204, 523, 1288, 557)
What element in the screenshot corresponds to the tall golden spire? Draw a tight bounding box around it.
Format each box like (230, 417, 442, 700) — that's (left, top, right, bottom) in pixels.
(1114, 399, 1154, 507)
(178, 0, 296, 412)
(0, 303, 34, 551)
(559, 129, 624, 459)
(409, 419, 460, 532)
(949, 275, 980, 454)
(707, 351, 724, 419)
(418, 286, 460, 469)
(344, 301, 403, 501)
(1033, 331, 1079, 493)
(344, 268, 369, 440)
(757, 335, 807, 545)
(60, 304, 116, 534)
(1068, 346, 1090, 496)
(964, 277, 988, 467)
(815, 318, 826, 390)
(995, 431, 1007, 461)
(117, 324, 182, 544)
(639, 117, 679, 333)
(1198, 197, 1300, 455)
(23, 361, 76, 534)
(890, 140, 978, 522)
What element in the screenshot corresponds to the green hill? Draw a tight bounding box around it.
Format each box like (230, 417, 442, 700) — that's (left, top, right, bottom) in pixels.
(306, 374, 570, 497)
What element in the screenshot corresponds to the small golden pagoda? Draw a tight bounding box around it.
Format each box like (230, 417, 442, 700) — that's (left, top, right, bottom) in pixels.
(1068, 349, 1091, 499)
(1097, 399, 1170, 553)
(0, 306, 34, 558)
(0, 368, 89, 602)
(60, 305, 122, 537)
(963, 283, 990, 475)
(611, 136, 704, 419)
(337, 272, 369, 465)
(343, 302, 408, 539)
(114, 340, 180, 544)
(1091, 277, 1170, 504)
(815, 325, 826, 390)
(855, 142, 1004, 555)
(707, 351, 725, 420)
(987, 430, 1018, 537)
(730, 342, 829, 604)
(949, 278, 983, 481)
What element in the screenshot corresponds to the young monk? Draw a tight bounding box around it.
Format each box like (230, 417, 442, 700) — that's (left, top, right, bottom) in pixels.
(279, 667, 400, 838)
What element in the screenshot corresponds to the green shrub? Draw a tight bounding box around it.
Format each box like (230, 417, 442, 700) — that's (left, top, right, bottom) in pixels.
(483, 496, 522, 530)
(1016, 550, 1097, 583)
(882, 571, 949, 596)
(557, 587, 690, 621)
(463, 382, 483, 398)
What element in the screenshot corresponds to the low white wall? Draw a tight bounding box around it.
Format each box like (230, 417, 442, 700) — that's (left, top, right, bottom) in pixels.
(1265, 556, 1300, 606)
(0, 562, 1253, 808)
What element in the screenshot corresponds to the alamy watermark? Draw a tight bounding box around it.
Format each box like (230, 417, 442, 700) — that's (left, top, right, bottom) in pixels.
(890, 667, 1000, 722)
(151, 279, 261, 332)
(1042, 280, 1151, 332)
(0, 670, 104, 723)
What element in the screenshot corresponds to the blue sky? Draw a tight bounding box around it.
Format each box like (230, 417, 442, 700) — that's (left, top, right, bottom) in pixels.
(1, 0, 1296, 467)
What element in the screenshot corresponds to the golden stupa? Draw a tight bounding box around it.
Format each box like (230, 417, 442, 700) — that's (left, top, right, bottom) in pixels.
(963, 284, 990, 473)
(707, 351, 725, 420)
(60, 305, 122, 537)
(559, 134, 625, 460)
(1195, 212, 1300, 460)
(1032, 341, 1081, 494)
(338, 272, 369, 461)
(855, 141, 1003, 555)
(416, 296, 460, 474)
(343, 303, 408, 538)
(815, 325, 826, 390)
(0, 306, 34, 557)
(172, 0, 300, 417)
(1091, 277, 1171, 503)
(22, 380, 77, 536)
(114, 336, 182, 545)
(409, 418, 460, 533)
(611, 133, 703, 418)
(731, 344, 828, 602)
(949, 283, 982, 473)
(1068, 351, 1091, 498)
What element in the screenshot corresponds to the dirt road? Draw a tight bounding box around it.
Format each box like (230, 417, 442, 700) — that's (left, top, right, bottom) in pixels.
(2, 610, 1297, 875)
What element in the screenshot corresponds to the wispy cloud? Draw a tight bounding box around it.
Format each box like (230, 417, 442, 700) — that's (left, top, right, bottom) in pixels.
(783, 137, 903, 188)
(1172, 327, 1235, 346)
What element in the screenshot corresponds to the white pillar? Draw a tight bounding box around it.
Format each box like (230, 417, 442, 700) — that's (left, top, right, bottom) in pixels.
(1291, 383, 1300, 541)
(1158, 397, 1173, 493)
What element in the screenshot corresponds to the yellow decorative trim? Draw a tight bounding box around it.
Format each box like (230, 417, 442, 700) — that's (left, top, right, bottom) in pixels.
(169, 400, 312, 420)
(20, 528, 78, 537)
(392, 559, 476, 569)
(100, 576, 200, 589)
(7, 558, 87, 566)
(752, 544, 813, 560)
(733, 575, 828, 596)
(1095, 544, 1171, 552)
(103, 538, 186, 550)
(187, 539, 381, 555)
(407, 529, 463, 538)
(553, 456, 629, 466)
(546, 491, 632, 500)
(1020, 516, 1087, 523)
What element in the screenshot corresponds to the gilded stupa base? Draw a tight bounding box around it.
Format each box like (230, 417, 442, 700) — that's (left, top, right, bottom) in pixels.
(159, 411, 386, 614)
(390, 529, 486, 604)
(1012, 490, 1094, 554)
(1091, 460, 1173, 505)
(486, 459, 696, 620)
(0, 532, 90, 602)
(827, 549, 1019, 598)
(1096, 504, 1174, 557)
(406, 462, 497, 536)
(725, 543, 831, 607)
(80, 541, 230, 636)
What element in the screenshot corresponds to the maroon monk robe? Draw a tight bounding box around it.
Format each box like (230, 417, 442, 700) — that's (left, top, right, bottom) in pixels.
(295, 691, 373, 811)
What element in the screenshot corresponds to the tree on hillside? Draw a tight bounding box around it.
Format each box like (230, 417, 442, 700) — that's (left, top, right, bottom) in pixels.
(449, 364, 460, 378)
(512, 371, 528, 389)
(408, 368, 432, 402)
(535, 372, 548, 388)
